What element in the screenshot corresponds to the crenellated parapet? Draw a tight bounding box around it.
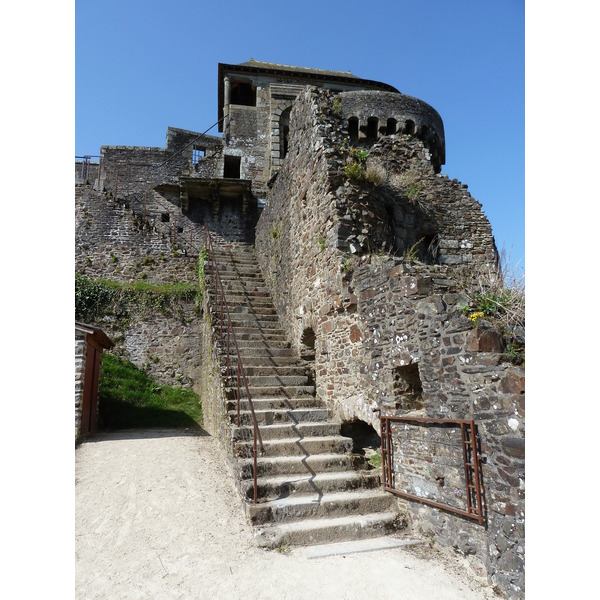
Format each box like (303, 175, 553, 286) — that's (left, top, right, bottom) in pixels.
(339, 90, 445, 173)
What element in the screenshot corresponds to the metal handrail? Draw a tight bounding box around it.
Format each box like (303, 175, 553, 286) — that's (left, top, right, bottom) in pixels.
(203, 224, 264, 503)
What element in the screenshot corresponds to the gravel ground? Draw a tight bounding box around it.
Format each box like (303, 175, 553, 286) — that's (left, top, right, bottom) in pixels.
(75, 429, 496, 600)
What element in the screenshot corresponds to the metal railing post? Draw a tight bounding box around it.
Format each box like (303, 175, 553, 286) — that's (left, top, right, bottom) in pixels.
(203, 223, 264, 503)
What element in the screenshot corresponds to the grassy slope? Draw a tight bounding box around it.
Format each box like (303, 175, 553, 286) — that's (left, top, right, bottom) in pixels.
(98, 354, 202, 429)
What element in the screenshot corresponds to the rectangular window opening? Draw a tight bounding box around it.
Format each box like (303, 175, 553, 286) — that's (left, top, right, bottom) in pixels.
(223, 156, 241, 179)
(192, 146, 206, 164)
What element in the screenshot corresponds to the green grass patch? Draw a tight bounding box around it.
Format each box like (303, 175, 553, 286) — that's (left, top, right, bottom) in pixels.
(98, 354, 202, 430)
(368, 451, 382, 469)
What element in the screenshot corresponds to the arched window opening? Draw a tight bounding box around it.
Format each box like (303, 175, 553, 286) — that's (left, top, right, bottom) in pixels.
(279, 107, 292, 159)
(367, 117, 379, 141)
(340, 419, 381, 468)
(348, 117, 359, 143)
(386, 118, 397, 135)
(405, 120, 415, 136)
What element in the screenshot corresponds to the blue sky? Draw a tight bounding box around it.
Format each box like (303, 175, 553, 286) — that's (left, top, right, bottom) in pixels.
(76, 0, 524, 271)
(6, 4, 600, 596)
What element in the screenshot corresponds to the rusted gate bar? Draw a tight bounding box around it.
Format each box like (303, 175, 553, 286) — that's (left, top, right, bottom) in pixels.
(380, 415, 484, 524)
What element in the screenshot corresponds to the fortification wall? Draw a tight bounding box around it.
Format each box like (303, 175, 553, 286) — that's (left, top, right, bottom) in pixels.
(75, 184, 203, 389)
(86, 300, 202, 390)
(339, 90, 446, 171)
(255, 88, 524, 598)
(75, 186, 198, 283)
(99, 128, 222, 195)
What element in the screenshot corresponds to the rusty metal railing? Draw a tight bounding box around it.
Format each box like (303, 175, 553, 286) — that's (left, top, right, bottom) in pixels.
(378, 414, 484, 525)
(203, 224, 264, 503)
(76, 155, 101, 184)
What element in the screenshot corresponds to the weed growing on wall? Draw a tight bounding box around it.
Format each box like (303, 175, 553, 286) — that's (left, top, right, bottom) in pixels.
(402, 238, 425, 261)
(316, 235, 326, 253)
(455, 248, 525, 360)
(332, 95, 342, 116)
(195, 249, 207, 311)
(344, 162, 364, 182)
(344, 147, 369, 182)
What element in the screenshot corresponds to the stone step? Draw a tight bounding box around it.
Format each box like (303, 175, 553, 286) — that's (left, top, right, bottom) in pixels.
(223, 346, 296, 358)
(218, 295, 275, 306)
(253, 511, 401, 549)
(229, 365, 309, 378)
(208, 283, 271, 296)
(230, 407, 330, 426)
(229, 305, 278, 316)
(234, 435, 353, 459)
(229, 331, 289, 342)
(225, 385, 316, 400)
(211, 252, 256, 263)
(227, 374, 310, 388)
(228, 313, 280, 323)
(218, 279, 269, 289)
(226, 386, 316, 402)
(227, 339, 291, 350)
(236, 452, 367, 479)
(245, 489, 394, 526)
(220, 286, 270, 296)
(231, 326, 287, 337)
(240, 469, 381, 501)
(226, 397, 325, 412)
(232, 421, 341, 442)
(214, 274, 264, 284)
(232, 355, 300, 367)
(208, 265, 262, 275)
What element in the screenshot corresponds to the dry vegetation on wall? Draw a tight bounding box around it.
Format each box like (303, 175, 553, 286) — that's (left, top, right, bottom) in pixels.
(454, 249, 525, 363)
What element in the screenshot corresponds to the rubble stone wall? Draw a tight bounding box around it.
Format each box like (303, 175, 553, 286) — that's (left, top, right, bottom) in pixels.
(100, 127, 222, 194)
(75, 329, 87, 437)
(75, 186, 198, 284)
(75, 185, 203, 390)
(255, 87, 524, 598)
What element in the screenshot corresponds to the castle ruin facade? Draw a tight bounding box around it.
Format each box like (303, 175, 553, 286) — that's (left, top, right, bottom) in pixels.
(76, 60, 524, 598)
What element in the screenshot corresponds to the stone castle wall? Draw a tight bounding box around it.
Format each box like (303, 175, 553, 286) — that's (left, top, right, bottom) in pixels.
(75, 329, 87, 437)
(99, 127, 223, 195)
(75, 185, 199, 283)
(255, 88, 524, 598)
(75, 184, 203, 390)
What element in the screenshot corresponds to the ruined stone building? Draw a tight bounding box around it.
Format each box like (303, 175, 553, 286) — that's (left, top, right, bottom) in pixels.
(75, 60, 524, 598)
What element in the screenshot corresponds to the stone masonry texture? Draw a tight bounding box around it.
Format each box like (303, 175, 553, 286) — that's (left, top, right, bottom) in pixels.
(255, 88, 524, 597)
(76, 61, 524, 599)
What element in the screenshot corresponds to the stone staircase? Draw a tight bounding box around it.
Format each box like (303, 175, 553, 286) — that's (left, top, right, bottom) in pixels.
(206, 242, 402, 549)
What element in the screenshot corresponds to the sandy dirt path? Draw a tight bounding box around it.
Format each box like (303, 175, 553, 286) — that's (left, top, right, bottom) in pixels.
(75, 429, 496, 600)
